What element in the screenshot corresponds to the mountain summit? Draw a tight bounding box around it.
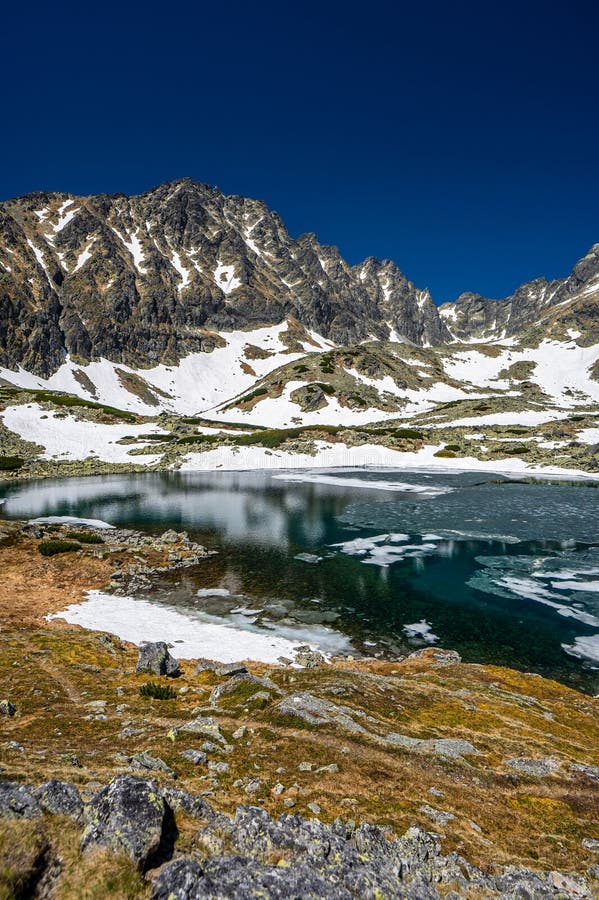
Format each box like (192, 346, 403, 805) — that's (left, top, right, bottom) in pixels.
(1, 179, 597, 378)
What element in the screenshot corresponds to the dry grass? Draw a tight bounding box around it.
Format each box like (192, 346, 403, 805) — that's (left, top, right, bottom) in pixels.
(0, 537, 597, 894)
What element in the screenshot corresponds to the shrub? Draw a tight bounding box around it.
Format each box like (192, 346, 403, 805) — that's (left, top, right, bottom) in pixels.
(0, 456, 24, 471)
(314, 382, 335, 395)
(139, 682, 177, 700)
(38, 540, 81, 557)
(66, 531, 105, 544)
(434, 449, 456, 458)
(444, 443, 461, 451)
(394, 428, 424, 440)
(28, 390, 136, 422)
(241, 386, 268, 402)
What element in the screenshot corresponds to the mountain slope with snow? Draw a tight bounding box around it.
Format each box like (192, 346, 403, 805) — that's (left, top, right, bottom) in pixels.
(0, 180, 597, 477)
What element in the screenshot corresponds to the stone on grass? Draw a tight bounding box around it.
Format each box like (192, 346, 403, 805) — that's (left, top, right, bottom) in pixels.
(180, 717, 225, 743)
(571, 763, 599, 782)
(0, 699, 16, 717)
(209, 673, 280, 706)
(136, 641, 180, 677)
(506, 757, 559, 777)
(214, 662, 248, 677)
(244, 778, 262, 794)
(34, 779, 83, 819)
(275, 692, 367, 733)
(0, 781, 42, 819)
(130, 751, 174, 777)
(81, 775, 168, 870)
(180, 750, 207, 766)
(152, 856, 341, 899)
(193, 659, 220, 675)
(419, 804, 455, 826)
(293, 645, 325, 668)
(161, 786, 214, 821)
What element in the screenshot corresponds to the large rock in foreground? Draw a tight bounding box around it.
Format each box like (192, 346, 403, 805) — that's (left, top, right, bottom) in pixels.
(81, 775, 169, 870)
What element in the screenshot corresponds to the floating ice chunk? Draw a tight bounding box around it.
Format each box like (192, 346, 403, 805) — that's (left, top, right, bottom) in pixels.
(197, 588, 232, 598)
(552, 580, 599, 593)
(562, 634, 599, 664)
(403, 620, 439, 643)
(294, 553, 323, 564)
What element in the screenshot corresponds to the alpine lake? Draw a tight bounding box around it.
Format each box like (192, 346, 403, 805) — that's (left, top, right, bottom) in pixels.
(1, 468, 598, 693)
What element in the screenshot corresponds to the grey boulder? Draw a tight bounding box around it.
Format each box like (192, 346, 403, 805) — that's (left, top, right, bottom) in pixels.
(0, 781, 42, 819)
(34, 779, 83, 819)
(81, 775, 169, 870)
(136, 641, 181, 677)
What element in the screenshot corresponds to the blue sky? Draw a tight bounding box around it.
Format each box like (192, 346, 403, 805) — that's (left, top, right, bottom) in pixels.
(2, 0, 597, 302)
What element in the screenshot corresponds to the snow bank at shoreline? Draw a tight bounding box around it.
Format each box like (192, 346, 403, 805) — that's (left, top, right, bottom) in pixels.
(178, 441, 598, 481)
(47, 591, 353, 665)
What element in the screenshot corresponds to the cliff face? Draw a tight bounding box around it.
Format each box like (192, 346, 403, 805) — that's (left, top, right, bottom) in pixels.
(0, 180, 447, 377)
(438, 244, 599, 343)
(0, 179, 597, 378)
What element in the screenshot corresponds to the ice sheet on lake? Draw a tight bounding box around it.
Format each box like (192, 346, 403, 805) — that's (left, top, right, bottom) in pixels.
(330, 533, 438, 567)
(339, 479, 599, 543)
(468, 552, 599, 664)
(273, 471, 452, 496)
(48, 591, 353, 664)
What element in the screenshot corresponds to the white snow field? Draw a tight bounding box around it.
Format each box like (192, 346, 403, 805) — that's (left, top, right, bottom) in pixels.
(48, 590, 352, 664)
(1, 404, 163, 464)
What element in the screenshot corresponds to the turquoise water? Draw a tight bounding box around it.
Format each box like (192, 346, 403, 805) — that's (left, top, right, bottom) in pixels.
(1, 469, 598, 692)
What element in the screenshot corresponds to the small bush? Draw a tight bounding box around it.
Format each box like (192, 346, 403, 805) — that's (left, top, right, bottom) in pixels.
(445, 443, 461, 451)
(38, 540, 81, 557)
(314, 382, 335, 395)
(139, 682, 177, 700)
(434, 449, 456, 458)
(394, 428, 424, 440)
(66, 531, 105, 544)
(241, 386, 268, 402)
(0, 456, 24, 471)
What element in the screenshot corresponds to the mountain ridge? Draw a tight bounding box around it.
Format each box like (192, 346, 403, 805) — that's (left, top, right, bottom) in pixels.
(1, 179, 597, 380)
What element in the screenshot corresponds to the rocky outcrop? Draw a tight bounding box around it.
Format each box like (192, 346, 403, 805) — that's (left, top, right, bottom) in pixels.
(1, 776, 595, 898)
(1, 180, 597, 378)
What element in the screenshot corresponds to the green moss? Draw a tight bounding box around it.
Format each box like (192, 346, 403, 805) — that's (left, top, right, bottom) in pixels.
(434, 449, 456, 458)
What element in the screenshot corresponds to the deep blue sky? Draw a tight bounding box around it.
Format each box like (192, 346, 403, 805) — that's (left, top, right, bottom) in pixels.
(2, 1, 598, 302)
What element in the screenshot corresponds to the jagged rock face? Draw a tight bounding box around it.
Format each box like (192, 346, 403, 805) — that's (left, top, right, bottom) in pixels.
(439, 243, 599, 342)
(0, 180, 446, 377)
(0, 180, 597, 377)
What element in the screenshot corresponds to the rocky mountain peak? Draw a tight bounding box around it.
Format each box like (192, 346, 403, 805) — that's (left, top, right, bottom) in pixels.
(0, 180, 597, 378)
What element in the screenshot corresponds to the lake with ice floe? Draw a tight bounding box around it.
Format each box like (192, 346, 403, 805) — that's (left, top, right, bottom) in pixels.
(1, 468, 598, 692)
